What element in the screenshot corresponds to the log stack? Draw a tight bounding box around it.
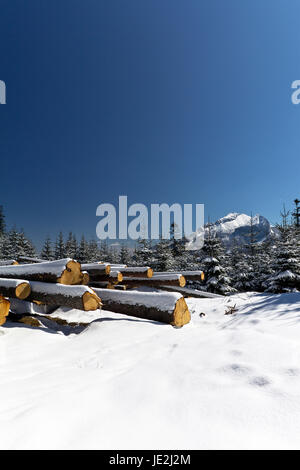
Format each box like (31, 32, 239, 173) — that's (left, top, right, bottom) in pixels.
(0, 258, 197, 328)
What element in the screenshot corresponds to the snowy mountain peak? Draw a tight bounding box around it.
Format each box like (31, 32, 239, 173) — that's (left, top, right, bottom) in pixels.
(207, 212, 276, 247)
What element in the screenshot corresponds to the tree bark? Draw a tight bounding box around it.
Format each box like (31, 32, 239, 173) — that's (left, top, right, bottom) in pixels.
(110, 266, 153, 278)
(0, 259, 19, 266)
(92, 288, 191, 327)
(153, 271, 204, 282)
(0, 296, 10, 326)
(26, 282, 102, 311)
(0, 278, 31, 300)
(120, 274, 186, 288)
(0, 258, 83, 285)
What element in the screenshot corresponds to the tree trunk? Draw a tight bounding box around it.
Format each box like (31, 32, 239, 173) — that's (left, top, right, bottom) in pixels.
(0, 296, 10, 326)
(110, 266, 153, 278)
(92, 288, 191, 327)
(0, 278, 31, 300)
(0, 259, 19, 266)
(26, 282, 102, 311)
(81, 263, 111, 276)
(89, 271, 123, 284)
(153, 271, 204, 282)
(120, 274, 186, 288)
(0, 258, 83, 285)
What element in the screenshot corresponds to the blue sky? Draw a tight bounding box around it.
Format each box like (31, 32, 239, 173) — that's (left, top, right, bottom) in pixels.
(0, 0, 300, 246)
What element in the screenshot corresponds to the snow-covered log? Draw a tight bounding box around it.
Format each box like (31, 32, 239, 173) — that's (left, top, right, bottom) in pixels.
(26, 282, 102, 311)
(153, 271, 204, 282)
(0, 278, 31, 300)
(110, 266, 153, 278)
(89, 271, 123, 284)
(157, 285, 224, 298)
(120, 274, 186, 288)
(0, 296, 10, 326)
(9, 298, 57, 315)
(81, 263, 111, 276)
(81, 271, 90, 285)
(17, 256, 46, 264)
(0, 259, 19, 266)
(93, 288, 191, 327)
(0, 258, 83, 285)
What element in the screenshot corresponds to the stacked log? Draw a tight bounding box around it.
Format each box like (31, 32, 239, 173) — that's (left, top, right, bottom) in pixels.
(90, 271, 123, 285)
(0, 259, 19, 266)
(81, 263, 111, 276)
(92, 287, 190, 327)
(26, 282, 102, 311)
(0, 296, 10, 326)
(0, 279, 31, 300)
(153, 270, 204, 282)
(0, 258, 83, 285)
(110, 266, 153, 278)
(120, 273, 186, 288)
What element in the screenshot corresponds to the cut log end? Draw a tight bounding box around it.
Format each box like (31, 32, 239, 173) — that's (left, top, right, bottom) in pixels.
(15, 282, 31, 300)
(172, 297, 191, 327)
(58, 260, 83, 285)
(179, 275, 186, 287)
(81, 272, 90, 286)
(0, 296, 10, 326)
(82, 291, 102, 311)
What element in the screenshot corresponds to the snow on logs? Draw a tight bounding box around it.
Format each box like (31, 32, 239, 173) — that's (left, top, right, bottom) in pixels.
(0, 259, 19, 266)
(153, 271, 204, 282)
(92, 288, 191, 327)
(110, 266, 153, 278)
(26, 282, 102, 311)
(0, 258, 83, 285)
(0, 296, 10, 326)
(120, 273, 186, 288)
(81, 263, 111, 276)
(89, 271, 123, 285)
(0, 278, 31, 300)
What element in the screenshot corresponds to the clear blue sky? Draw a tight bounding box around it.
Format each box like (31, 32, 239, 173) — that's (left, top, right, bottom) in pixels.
(0, 0, 299, 246)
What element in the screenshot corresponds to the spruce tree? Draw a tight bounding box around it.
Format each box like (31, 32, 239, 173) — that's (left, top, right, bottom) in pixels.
(120, 243, 131, 265)
(265, 225, 300, 293)
(41, 236, 54, 260)
(77, 235, 89, 263)
(55, 232, 65, 259)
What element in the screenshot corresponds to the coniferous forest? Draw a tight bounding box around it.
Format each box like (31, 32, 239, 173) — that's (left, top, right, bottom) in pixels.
(1, 200, 300, 295)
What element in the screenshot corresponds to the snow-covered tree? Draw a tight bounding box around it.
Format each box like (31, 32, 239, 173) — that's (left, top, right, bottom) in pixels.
(119, 243, 131, 265)
(200, 224, 235, 295)
(40, 236, 54, 260)
(65, 232, 78, 259)
(133, 238, 154, 266)
(55, 232, 65, 259)
(265, 226, 300, 293)
(76, 235, 90, 263)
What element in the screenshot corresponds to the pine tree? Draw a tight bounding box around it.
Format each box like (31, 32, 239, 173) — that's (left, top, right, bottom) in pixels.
(88, 239, 100, 263)
(77, 235, 89, 263)
(119, 243, 131, 265)
(265, 225, 300, 293)
(201, 224, 235, 295)
(18, 230, 36, 257)
(152, 238, 174, 271)
(65, 232, 77, 259)
(134, 238, 154, 266)
(41, 236, 54, 260)
(55, 232, 65, 259)
(2, 227, 20, 259)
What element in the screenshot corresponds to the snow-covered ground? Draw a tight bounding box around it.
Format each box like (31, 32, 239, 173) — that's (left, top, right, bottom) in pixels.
(1, 292, 300, 450)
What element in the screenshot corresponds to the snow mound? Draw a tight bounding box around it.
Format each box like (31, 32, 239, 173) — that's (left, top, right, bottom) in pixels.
(1, 292, 300, 449)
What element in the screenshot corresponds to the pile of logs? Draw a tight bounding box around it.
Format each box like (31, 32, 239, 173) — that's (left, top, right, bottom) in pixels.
(0, 257, 205, 328)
